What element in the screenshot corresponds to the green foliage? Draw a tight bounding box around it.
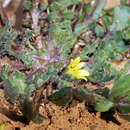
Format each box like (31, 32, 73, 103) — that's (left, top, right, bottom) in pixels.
(123, 28, 130, 40)
(3, 71, 27, 106)
(48, 87, 73, 106)
(111, 5, 130, 31)
(89, 39, 128, 83)
(76, 39, 100, 59)
(0, 65, 10, 80)
(50, 0, 81, 12)
(110, 74, 130, 101)
(49, 87, 114, 112)
(1, 67, 44, 123)
(40, 1, 48, 10)
(19, 49, 35, 66)
(23, 1, 33, 10)
(49, 21, 73, 48)
(0, 22, 18, 55)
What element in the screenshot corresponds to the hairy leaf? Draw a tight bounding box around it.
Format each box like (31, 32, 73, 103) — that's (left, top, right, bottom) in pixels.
(48, 87, 73, 106)
(110, 5, 130, 31)
(3, 71, 26, 103)
(110, 74, 130, 101)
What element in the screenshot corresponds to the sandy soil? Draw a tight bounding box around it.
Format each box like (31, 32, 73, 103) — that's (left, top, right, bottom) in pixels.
(0, 89, 130, 130)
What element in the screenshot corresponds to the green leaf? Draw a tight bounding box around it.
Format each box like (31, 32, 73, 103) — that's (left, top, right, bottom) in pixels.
(102, 87, 110, 98)
(23, 1, 33, 10)
(62, 10, 74, 20)
(49, 22, 73, 48)
(21, 98, 44, 123)
(57, 79, 72, 89)
(111, 5, 130, 31)
(50, 2, 61, 12)
(3, 71, 27, 103)
(76, 39, 100, 59)
(110, 74, 130, 101)
(1, 65, 10, 80)
(40, 2, 48, 10)
(48, 87, 73, 106)
(95, 25, 104, 37)
(20, 50, 35, 66)
(74, 24, 86, 36)
(50, 75, 72, 88)
(50, 0, 81, 12)
(102, 15, 112, 28)
(114, 61, 130, 81)
(34, 73, 50, 87)
(74, 88, 114, 112)
(46, 66, 55, 74)
(94, 101, 114, 112)
(74, 88, 92, 101)
(123, 28, 130, 40)
(0, 22, 18, 55)
(116, 104, 130, 121)
(61, 42, 73, 59)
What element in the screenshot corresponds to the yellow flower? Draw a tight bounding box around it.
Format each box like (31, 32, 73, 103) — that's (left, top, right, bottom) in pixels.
(66, 57, 89, 80)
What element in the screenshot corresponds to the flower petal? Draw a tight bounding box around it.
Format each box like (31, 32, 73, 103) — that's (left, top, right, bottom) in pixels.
(76, 62, 86, 69)
(68, 57, 81, 68)
(79, 70, 90, 76)
(71, 57, 80, 65)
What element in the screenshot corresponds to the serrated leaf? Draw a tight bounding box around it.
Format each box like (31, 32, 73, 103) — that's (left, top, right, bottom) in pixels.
(3, 71, 27, 103)
(48, 87, 73, 106)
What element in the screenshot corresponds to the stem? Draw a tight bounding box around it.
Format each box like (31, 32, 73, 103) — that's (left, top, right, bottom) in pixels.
(91, 0, 106, 21)
(75, 0, 106, 36)
(83, 0, 106, 28)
